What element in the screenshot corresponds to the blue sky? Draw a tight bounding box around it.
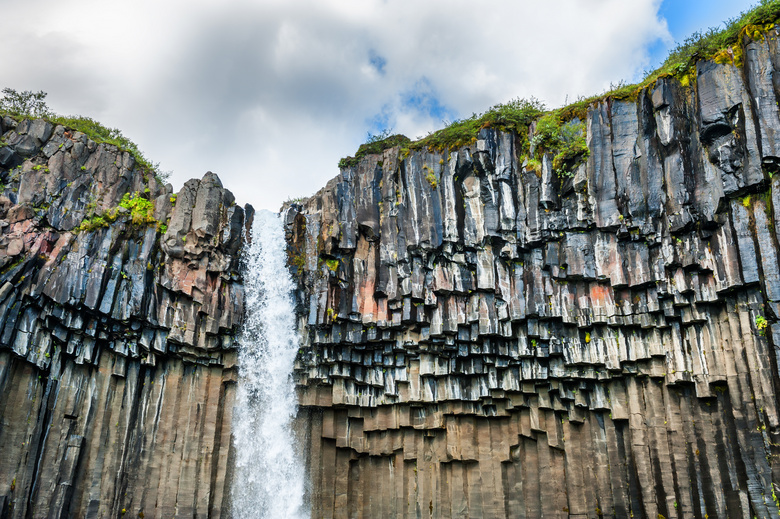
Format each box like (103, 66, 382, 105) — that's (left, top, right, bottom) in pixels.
(2, 0, 770, 209)
(650, 0, 756, 66)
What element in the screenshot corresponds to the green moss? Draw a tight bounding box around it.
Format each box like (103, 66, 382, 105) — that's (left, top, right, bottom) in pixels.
(1, 256, 25, 276)
(78, 205, 121, 232)
(290, 251, 306, 271)
(78, 215, 106, 232)
(526, 158, 542, 174)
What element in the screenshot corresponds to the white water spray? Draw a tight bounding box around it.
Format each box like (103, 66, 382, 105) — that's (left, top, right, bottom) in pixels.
(232, 209, 307, 518)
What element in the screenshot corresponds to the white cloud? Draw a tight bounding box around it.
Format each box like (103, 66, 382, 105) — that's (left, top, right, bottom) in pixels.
(3, 0, 671, 209)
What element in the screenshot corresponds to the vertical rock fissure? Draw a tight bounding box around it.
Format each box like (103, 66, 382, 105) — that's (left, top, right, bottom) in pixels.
(24, 375, 54, 519)
(208, 380, 229, 516)
(112, 363, 147, 515)
(231, 209, 307, 518)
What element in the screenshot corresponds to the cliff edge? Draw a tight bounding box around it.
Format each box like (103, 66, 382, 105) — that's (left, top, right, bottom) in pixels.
(0, 116, 251, 518)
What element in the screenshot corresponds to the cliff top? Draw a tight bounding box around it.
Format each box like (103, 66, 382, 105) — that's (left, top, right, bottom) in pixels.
(337, 0, 780, 169)
(0, 89, 166, 184)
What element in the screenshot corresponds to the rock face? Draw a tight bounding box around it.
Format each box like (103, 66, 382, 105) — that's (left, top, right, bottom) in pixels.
(286, 31, 780, 518)
(0, 117, 250, 518)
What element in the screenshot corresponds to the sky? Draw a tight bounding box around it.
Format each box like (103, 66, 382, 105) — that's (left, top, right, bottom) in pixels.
(2, 0, 757, 210)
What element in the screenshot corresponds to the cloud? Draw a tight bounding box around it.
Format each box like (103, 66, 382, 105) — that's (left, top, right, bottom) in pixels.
(3, 0, 671, 209)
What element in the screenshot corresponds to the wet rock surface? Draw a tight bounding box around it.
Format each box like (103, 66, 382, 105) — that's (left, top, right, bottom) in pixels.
(0, 119, 250, 518)
(287, 31, 780, 519)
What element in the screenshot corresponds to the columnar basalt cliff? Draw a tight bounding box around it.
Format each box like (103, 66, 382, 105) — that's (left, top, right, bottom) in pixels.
(286, 29, 780, 518)
(0, 116, 250, 517)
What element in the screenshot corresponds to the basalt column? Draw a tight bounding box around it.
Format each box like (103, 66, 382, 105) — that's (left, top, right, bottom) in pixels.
(0, 115, 251, 518)
(286, 28, 780, 519)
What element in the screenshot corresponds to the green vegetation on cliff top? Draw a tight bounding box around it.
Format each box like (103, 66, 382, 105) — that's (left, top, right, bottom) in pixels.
(338, 0, 780, 168)
(0, 88, 168, 182)
(338, 131, 411, 169)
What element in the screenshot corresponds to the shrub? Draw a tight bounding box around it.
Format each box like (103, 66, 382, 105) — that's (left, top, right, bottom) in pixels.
(529, 113, 589, 177)
(339, 130, 411, 169)
(0, 88, 52, 118)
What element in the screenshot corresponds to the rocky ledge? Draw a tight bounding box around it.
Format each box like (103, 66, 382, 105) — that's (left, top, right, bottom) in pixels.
(286, 28, 780, 519)
(0, 115, 251, 518)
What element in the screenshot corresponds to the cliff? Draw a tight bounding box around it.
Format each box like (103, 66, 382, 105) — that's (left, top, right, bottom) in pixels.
(285, 27, 780, 518)
(4, 15, 780, 519)
(0, 116, 250, 517)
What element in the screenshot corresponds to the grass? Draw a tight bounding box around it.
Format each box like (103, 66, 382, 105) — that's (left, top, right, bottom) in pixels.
(339, 98, 544, 168)
(409, 97, 544, 153)
(337, 0, 780, 171)
(652, 0, 780, 77)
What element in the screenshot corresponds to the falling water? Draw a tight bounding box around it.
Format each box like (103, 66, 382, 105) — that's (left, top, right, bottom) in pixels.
(232, 209, 307, 518)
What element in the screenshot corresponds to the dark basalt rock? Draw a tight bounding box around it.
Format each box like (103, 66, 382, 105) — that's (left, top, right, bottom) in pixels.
(286, 28, 780, 519)
(4, 21, 780, 519)
(0, 118, 250, 518)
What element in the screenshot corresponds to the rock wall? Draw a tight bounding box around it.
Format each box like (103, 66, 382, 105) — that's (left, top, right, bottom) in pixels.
(0, 116, 250, 518)
(286, 29, 780, 518)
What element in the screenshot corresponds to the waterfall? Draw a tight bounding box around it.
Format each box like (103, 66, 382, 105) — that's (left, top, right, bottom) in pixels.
(231, 209, 307, 518)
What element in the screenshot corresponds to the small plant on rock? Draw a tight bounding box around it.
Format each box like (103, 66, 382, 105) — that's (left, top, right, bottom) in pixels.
(120, 192, 156, 226)
(756, 315, 769, 335)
